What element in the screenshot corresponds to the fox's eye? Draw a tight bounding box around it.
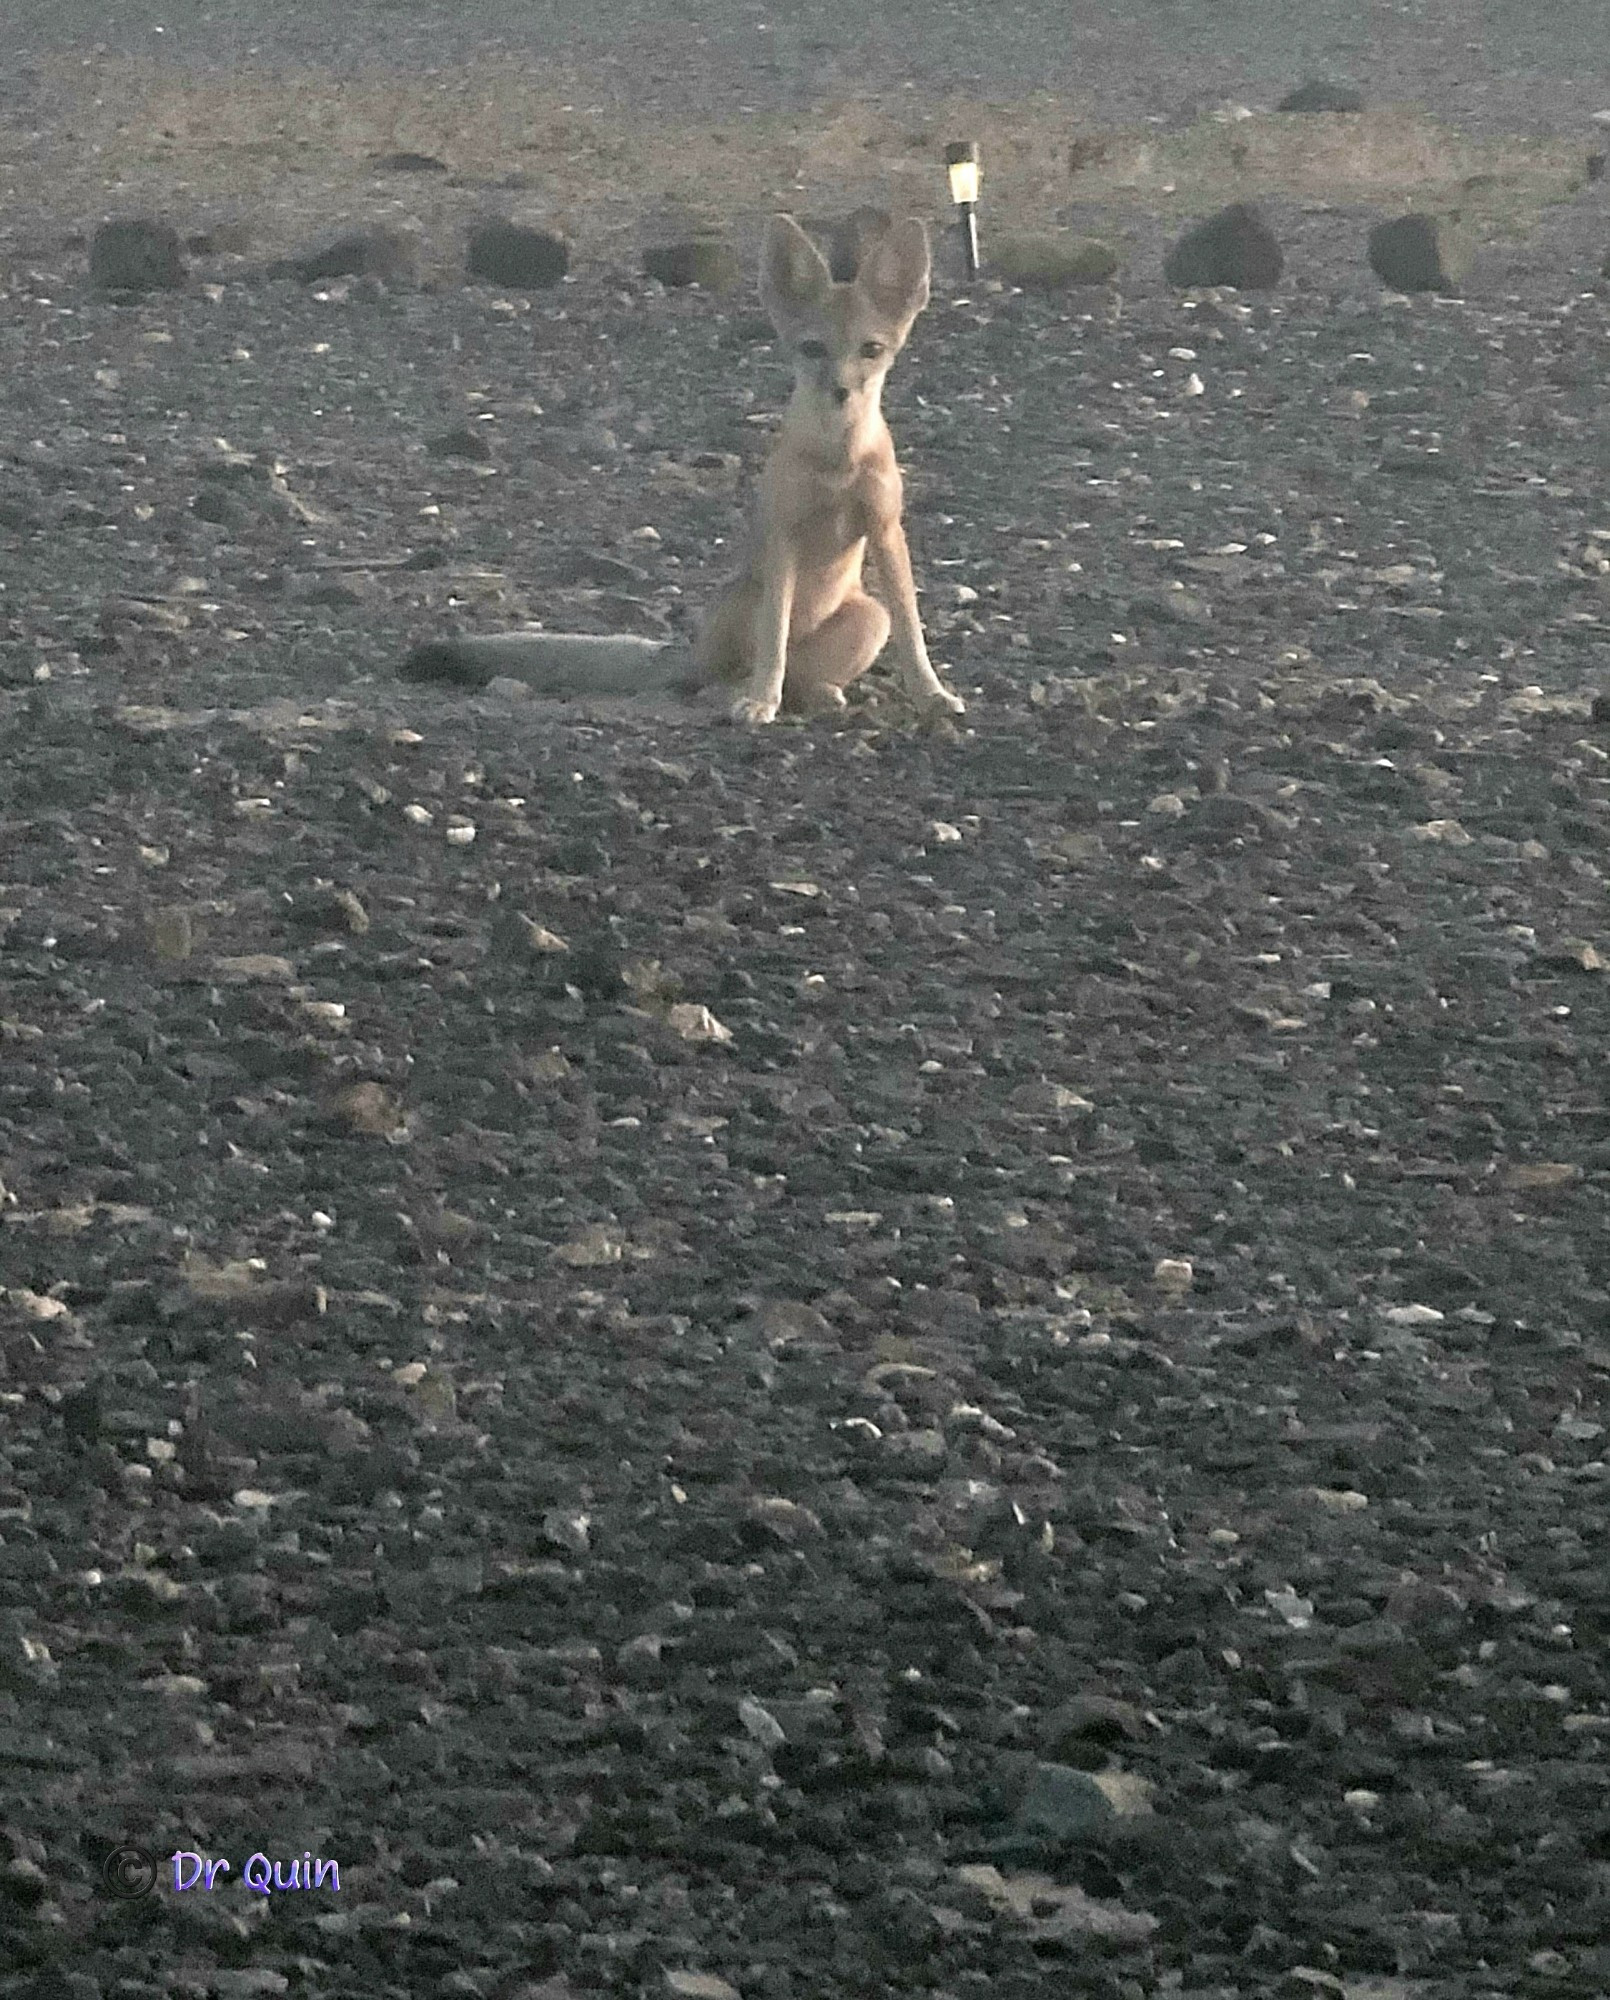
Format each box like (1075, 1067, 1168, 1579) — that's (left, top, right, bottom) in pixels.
(859, 340, 885, 360)
(798, 338, 828, 360)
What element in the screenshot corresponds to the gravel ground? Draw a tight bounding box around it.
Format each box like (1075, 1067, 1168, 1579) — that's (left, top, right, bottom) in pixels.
(4, 0, 1610, 135)
(3, 6, 1610, 2000)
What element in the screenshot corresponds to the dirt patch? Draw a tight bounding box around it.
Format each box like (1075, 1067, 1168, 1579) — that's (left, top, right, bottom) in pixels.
(1078, 108, 1590, 241)
(2, 59, 1596, 269)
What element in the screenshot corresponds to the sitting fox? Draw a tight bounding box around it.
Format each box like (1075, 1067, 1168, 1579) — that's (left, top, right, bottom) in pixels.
(402, 212, 966, 727)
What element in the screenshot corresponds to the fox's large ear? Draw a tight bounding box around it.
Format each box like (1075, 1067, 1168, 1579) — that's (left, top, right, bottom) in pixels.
(857, 216, 930, 324)
(760, 214, 833, 323)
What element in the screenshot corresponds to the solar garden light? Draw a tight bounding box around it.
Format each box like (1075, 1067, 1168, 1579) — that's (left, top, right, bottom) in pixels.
(944, 140, 981, 279)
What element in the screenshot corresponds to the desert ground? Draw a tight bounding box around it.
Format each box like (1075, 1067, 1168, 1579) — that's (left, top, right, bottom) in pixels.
(2, 4, 1609, 1997)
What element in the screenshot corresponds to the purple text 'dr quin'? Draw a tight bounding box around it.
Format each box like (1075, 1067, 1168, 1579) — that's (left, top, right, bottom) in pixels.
(171, 1851, 340, 1895)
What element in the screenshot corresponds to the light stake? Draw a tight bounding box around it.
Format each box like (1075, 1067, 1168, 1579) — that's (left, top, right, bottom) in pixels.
(944, 139, 981, 280)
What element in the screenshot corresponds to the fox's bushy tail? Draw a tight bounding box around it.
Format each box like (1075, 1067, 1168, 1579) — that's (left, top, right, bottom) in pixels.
(400, 632, 699, 697)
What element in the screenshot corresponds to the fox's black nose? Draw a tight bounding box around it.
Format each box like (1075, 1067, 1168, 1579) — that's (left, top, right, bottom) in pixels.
(833, 387, 850, 406)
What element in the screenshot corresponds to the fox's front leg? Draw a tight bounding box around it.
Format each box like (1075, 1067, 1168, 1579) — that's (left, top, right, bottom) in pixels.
(731, 543, 795, 727)
(872, 520, 965, 715)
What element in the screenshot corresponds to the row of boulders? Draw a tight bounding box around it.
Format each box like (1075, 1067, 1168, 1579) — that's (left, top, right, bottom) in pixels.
(1005, 196, 1610, 294)
(84, 199, 1599, 304)
(1155, 201, 1475, 294)
(84, 203, 910, 299)
(88, 216, 572, 293)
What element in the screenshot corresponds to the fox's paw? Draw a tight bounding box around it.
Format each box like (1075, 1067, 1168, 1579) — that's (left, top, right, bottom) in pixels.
(789, 685, 849, 720)
(730, 692, 781, 728)
(902, 669, 966, 718)
(910, 682, 966, 721)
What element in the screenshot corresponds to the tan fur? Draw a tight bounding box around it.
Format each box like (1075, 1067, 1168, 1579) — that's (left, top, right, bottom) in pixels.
(399, 213, 964, 726)
(703, 214, 965, 726)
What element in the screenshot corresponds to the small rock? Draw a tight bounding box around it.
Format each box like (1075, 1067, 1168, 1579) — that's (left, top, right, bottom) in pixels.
(377, 150, 448, 173)
(276, 226, 418, 285)
(667, 1002, 733, 1045)
(191, 486, 242, 526)
(643, 237, 743, 291)
(1163, 203, 1282, 289)
(564, 937, 625, 998)
(59, 1379, 106, 1445)
(287, 884, 369, 935)
(427, 425, 494, 462)
(145, 907, 197, 963)
(882, 1428, 948, 1469)
(1368, 213, 1470, 294)
(211, 953, 296, 983)
(1017, 1763, 1151, 1835)
(1383, 1577, 1468, 1637)
(738, 1696, 786, 1749)
(552, 1223, 626, 1268)
(180, 1264, 326, 1326)
(539, 1507, 590, 1555)
(1274, 1968, 1347, 1997)
(467, 220, 570, 289)
(992, 233, 1120, 288)
(755, 1299, 836, 1345)
(90, 217, 186, 291)
(2, 1856, 50, 1910)
(141, 1671, 204, 1697)
(1277, 80, 1365, 113)
(748, 1496, 823, 1542)
(405, 1205, 484, 1258)
(953, 1863, 1158, 1943)
(1041, 1695, 1149, 1756)
(333, 1081, 406, 1138)
(1012, 1761, 1123, 1842)
(664, 1976, 741, 2000)
(497, 913, 569, 956)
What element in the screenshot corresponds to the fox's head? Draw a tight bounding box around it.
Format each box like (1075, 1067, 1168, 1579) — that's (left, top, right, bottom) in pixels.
(760, 212, 930, 435)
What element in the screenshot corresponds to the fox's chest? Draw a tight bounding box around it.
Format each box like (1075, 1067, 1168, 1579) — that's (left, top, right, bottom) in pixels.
(793, 489, 870, 562)
(741, 485, 873, 587)
(761, 442, 893, 557)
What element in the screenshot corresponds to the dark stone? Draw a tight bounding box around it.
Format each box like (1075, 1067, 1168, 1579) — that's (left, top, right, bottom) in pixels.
(1367, 212, 1471, 293)
(89, 218, 186, 291)
(643, 238, 744, 291)
(1163, 203, 1283, 289)
(1277, 80, 1366, 113)
(276, 226, 419, 284)
(466, 220, 570, 288)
